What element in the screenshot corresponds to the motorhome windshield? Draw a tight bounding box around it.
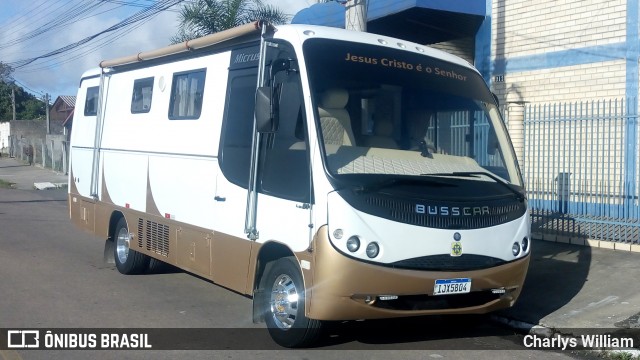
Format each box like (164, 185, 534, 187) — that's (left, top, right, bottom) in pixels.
(303, 39, 523, 189)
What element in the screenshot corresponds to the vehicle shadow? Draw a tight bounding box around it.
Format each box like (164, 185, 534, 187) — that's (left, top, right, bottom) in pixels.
(495, 211, 591, 327)
(313, 314, 522, 349)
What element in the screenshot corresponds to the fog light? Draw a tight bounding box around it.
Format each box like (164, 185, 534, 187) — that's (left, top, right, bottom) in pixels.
(366, 242, 380, 258)
(512, 242, 521, 256)
(333, 229, 343, 240)
(522, 237, 529, 252)
(346, 236, 360, 252)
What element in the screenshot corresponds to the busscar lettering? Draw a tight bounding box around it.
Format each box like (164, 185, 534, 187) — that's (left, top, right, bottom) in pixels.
(415, 204, 490, 216)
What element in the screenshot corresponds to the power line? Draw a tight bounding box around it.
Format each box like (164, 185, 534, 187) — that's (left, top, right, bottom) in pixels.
(17, 15, 156, 74)
(8, 0, 185, 69)
(0, 0, 69, 36)
(13, 79, 46, 96)
(0, 1, 106, 51)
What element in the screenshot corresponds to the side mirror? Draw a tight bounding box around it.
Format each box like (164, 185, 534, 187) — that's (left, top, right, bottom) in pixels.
(255, 86, 279, 133)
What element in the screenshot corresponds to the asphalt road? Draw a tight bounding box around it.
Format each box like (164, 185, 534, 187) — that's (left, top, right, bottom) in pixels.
(0, 188, 588, 359)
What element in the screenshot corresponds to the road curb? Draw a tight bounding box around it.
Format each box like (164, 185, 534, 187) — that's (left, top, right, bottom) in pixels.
(33, 182, 68, 190)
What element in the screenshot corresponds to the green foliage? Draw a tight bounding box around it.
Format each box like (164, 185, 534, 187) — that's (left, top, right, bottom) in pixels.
(601, 351, 640, 360)
(0, 81, 46, 121)
(0, 62, 13, 83)
(171, 0, 289, 43)
(0, 179, 15, 189)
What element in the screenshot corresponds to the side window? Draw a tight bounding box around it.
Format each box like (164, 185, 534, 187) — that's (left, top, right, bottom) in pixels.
(131, 77, 154, 113)
(219, 42, 311, 203)
(84, 86, 99, 116)
(219, 71, 257, 188)
(259, 78, 311, 203)
(168, 69, 206, 119)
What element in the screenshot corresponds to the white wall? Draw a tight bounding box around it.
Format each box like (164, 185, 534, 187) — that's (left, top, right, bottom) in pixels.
(0, 122, 10, 153)
(491, 0, 628, 104)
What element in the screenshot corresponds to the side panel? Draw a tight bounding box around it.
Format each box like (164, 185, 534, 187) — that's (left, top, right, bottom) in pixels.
(70, 75, 102, 199)
(70, 48, 258, 293)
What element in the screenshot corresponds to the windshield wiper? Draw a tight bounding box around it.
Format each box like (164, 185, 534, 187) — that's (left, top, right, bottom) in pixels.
(421, 171, 525, 202)
(353, 177, 451, 194)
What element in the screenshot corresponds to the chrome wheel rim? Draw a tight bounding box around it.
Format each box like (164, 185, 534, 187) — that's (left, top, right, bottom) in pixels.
(269, 274, 299, 329)
(116, 227, 130, 264)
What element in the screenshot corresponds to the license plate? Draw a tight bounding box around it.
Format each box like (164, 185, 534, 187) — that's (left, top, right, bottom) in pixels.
(433, 278, 471, 296)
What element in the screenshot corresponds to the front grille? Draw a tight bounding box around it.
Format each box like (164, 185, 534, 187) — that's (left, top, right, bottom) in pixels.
(391, 254, 507, 271)
(137, 218, 170, 257)
(339, 190, 526, 229)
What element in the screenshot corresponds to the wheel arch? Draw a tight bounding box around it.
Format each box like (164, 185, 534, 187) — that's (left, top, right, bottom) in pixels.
(103, 210, 125, 265)
(252, 241, 298, 323)
(108, 210, 126, 241)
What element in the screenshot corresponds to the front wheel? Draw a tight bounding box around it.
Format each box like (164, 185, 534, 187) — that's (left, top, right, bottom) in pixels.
(263, 257, 322, 348)
(113, 217, 149, 275)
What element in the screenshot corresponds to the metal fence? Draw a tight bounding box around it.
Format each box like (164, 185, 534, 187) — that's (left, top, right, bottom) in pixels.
(7, 135, 69, 174)
(523, 98, 640, 244)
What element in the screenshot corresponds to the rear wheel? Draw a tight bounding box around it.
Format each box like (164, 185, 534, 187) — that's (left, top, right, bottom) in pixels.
(113, 217, 149, 274)
(263, 257, 322, 348)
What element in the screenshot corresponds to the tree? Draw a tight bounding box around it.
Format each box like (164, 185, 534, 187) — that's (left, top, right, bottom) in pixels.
(0, 82, 46, 121)
(171, 0, 289, 43)
(0, 62, 13, 84)
(0, 62, 45, 121)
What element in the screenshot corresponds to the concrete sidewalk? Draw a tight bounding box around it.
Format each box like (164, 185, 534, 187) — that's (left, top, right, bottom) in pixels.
(0, 156, 68, 190)
(493, 241, 640, 339)
(0, 155, 638, 351)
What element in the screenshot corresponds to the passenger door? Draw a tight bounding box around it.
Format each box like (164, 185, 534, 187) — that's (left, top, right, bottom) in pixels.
(255, 71, 313, 252)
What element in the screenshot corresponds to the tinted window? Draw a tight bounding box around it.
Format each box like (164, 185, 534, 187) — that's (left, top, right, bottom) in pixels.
(84, 86, 99, 116)
(219, 71, 256, 188)
(131, 77, 154, 113)
(259, 59, 311, 202)
(219, 42, 311, 202)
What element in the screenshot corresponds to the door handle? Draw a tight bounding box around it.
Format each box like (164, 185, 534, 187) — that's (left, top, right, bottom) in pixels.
(214, 196, 226, 202)
(296, 203, 310, 209)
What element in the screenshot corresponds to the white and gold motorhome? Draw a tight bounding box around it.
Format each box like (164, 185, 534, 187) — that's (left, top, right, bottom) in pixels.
(68, 21, 531, 347)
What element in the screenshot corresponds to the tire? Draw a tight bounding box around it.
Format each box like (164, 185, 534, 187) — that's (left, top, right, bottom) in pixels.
(263, 257, 322, 348)
(113, 217, 149, 275)
(147, 257, 172, 274)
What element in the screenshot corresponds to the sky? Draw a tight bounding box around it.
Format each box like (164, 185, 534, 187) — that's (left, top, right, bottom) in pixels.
(0, 0, 314, 102)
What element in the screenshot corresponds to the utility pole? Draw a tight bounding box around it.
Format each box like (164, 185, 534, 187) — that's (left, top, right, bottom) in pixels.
(44, 93, 50, 134)
(11, 87, 16, 121)
(345, 0, 367, 32)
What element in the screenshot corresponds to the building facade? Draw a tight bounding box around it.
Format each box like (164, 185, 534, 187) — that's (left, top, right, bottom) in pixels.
(294, 0, 635, 103)
(293, 1, 640, 246)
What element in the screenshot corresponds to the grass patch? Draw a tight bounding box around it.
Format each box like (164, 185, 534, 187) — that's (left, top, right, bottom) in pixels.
(601, 351, 640, 360)
(0, 179, 15, 189)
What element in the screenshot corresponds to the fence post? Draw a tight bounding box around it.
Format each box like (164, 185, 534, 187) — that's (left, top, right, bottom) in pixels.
(51, 139, 56, 171)
(40, 139, 45, 167)
(506, 102, 526, 169)
(62, 141, 68, 175)
(623, 97, 637, 211)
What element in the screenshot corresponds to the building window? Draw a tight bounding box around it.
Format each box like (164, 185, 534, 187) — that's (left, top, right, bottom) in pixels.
(131, 77, 154, 113)
(84, 86, 99, 116)
(168, 69, 206, 120)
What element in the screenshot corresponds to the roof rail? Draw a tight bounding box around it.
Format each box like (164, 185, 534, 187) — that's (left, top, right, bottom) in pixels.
(99, 20, 273, 68)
